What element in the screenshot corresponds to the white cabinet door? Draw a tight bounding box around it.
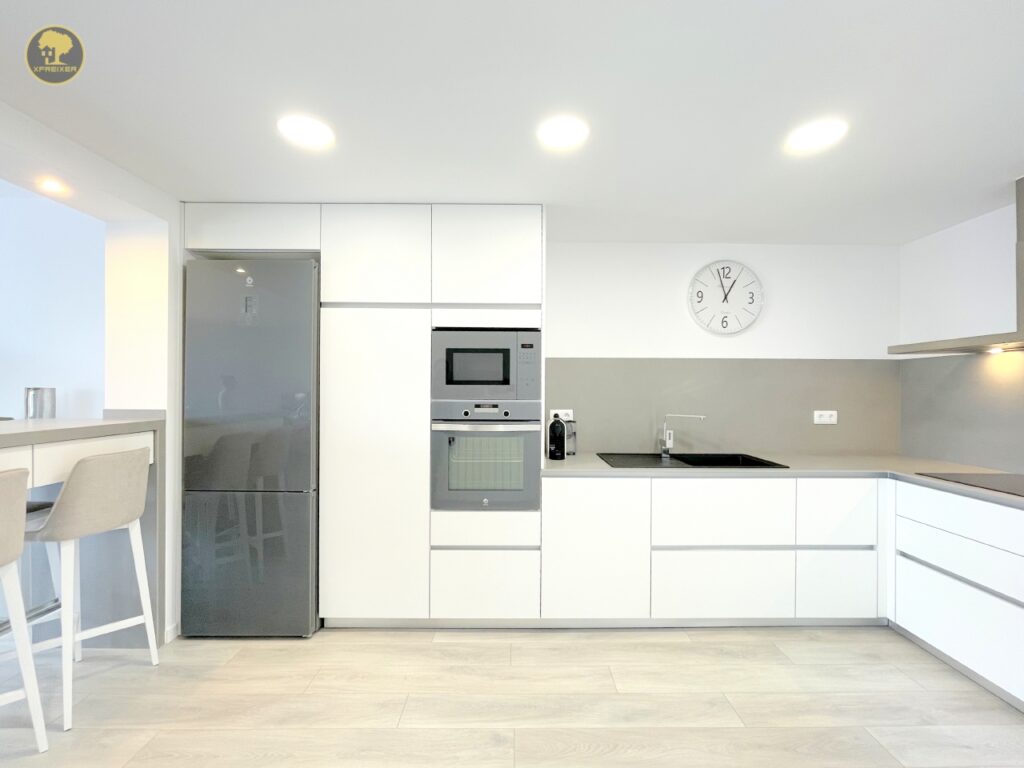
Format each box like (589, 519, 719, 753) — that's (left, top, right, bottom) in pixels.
(796, 550, 877, 618)
(431, 550, 540, 619)
(797, 479, 877, 545)
(319, 307, 431, 618)
(897, 482, 1024, 556)
(541, 478, 651, 619)
(431, 205, 543, 304)
(652, 479, 796, 546)
(320, 204, 431, 303)
(896, 555, 1024, 702)
(652, 550, 795, 619)
(184, 203, 321, 251)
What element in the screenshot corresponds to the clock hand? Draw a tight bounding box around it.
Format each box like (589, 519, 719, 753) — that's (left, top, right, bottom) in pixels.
(716, 269, 728, 301)
(722, 266, 745, 303)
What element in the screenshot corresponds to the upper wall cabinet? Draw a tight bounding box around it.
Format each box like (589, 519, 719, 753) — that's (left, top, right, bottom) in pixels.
(431, 205, 543, 305)
(184, 203, 321, 251)
(320, 204, 431, 303)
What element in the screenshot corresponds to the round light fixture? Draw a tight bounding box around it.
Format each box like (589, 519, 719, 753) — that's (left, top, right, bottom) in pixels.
(277, 113, 335, 151)
(987, 347, 1005, 355)
(36, 175, 71, 197)
(536, 114, 590, 152)
(783, 116, 849, 156)
(235, 268, 247, 274)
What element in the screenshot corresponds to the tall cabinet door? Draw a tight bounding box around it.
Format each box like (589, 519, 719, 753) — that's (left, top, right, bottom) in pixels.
(319, 307, 431, 618)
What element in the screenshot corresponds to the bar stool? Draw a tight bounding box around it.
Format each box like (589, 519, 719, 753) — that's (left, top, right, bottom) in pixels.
(25, 447, 159, 731)
(0, 468, 47, 753)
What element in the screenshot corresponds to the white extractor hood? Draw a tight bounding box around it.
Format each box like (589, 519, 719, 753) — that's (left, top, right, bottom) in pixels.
(888, 177, 1024, 354)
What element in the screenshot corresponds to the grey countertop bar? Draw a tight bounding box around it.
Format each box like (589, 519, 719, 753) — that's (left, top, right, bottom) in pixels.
(0, 418, 164, 449)
(544, 452, 1024, 511)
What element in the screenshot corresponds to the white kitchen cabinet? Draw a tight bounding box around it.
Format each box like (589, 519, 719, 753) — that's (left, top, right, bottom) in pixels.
(897, 481, 1024, 556)
(184, 203, 321, 251)
(431, 511, 540, 547)
(652, 550, 795, 619)
(541, 478, 651, 619)
(319, 307, 431, 618)
(320, 204, 431, 303)
(796, 478, 877, 545)
(896, 555, 1024, 702)
(431, 204, 543, 304)
(430, 550, 540, 619)
(652, 479, 796, 546)
(796, 550, 877, 618)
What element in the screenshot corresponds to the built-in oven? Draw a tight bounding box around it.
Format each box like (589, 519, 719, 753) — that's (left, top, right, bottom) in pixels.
(431, 329, 541, 402)
(430, 419, 542, 511)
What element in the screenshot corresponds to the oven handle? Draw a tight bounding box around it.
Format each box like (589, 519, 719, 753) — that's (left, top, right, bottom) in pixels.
(431, 422, 542, 432)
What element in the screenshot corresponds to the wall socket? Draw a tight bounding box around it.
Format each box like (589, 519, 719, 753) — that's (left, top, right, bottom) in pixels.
(549, 408, 575, 422)
(813, 410, 839, 425)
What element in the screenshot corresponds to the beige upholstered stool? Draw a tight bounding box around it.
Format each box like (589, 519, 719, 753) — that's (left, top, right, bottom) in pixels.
(0, 468, 48, 753)
(26, 447, 159, 731)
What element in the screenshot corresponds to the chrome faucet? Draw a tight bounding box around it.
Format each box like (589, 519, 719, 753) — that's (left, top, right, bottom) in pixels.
(661, 413, 706, 458)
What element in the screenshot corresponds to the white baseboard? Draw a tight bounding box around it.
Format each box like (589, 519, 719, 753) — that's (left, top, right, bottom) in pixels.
(163, 623, 180, 644)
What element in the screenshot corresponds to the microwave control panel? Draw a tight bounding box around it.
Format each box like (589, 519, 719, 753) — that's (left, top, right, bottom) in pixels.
(516, 331, 542, 401)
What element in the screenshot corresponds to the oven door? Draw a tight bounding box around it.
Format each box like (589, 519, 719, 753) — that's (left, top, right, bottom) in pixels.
(431, 422, 541, 511)
(431, 330, 518, 400)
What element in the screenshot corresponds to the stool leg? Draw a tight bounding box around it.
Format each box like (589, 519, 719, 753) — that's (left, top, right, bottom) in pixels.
(128, 520, 159, 666)
(73, 540, 82, 662)
(0, 563, 48, 753)
(59, 539, 76, 731)
(44, 541, 61, 600)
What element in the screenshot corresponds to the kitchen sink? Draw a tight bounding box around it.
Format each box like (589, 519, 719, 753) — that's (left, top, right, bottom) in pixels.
(598, 452, 787, 469)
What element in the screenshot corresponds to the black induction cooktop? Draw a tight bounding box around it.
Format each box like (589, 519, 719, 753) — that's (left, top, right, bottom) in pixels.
(918, 473, 1024, 498)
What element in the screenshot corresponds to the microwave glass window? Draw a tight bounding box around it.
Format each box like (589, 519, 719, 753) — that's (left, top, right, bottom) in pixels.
(447, 435, 524, 491)
(446, 348, 510, 386)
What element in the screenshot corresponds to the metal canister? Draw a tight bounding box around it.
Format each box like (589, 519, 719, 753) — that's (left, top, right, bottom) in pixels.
(24, 387, 56, 419)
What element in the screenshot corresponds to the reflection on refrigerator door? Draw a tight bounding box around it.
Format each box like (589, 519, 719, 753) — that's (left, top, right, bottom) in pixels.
(182, 491, 316, 637)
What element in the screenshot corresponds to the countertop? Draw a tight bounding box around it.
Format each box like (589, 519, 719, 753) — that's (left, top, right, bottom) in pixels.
(0, 418, 165, 450)
(543, 452, 1024, 511)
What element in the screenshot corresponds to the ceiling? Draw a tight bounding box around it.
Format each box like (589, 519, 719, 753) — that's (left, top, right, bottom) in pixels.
(1, 0, 1022, 243)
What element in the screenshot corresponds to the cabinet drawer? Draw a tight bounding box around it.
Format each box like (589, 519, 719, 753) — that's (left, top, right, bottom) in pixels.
(796, 550, 877, 618)
(430, 550, 540, 619)
(797, 478, 877, 545)
(652, 550, 795, 619)
(0, 446, 33, 487)
(33, 432, 154, 487)
(652, 479, 796, 545)
(896, 555, 1024, 701)
(897, 482, 1024, 556)
(431, 511, 540, 547)
(897, 517, 1024, 604)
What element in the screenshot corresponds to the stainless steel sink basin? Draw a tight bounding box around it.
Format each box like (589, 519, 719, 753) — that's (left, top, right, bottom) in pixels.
(598, 452, 787, 469)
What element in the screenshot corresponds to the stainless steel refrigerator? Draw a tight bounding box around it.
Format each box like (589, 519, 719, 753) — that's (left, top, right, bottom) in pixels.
(182, 259, 318, 636)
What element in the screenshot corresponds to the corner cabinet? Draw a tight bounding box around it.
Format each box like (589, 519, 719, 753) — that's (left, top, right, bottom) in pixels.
(541, 478, 651, 619)
(318, 307, 431, 619)
(431, 205, 543, 305)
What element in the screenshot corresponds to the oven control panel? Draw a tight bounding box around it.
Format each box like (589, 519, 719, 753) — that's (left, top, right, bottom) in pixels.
(516, 331, 541, 401)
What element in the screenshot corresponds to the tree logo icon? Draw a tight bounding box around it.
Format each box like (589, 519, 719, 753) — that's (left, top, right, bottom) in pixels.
(27, 26, 84, 84)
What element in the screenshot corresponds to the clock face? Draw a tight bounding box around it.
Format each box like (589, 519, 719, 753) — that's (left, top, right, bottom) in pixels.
(688, 260, 764, 335)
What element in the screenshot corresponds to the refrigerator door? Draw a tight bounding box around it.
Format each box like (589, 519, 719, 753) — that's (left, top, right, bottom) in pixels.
(183, 259, 317, 492)
(182, 491, 317, 636)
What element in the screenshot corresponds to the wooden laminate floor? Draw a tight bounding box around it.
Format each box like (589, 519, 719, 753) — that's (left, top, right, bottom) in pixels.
(1, 627, 1022, 766)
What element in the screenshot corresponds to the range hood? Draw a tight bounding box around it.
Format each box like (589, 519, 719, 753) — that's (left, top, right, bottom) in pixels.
(888, 177, 1024, 354)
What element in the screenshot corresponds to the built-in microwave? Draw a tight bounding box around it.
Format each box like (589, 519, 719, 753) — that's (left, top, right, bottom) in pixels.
(431, 329, 541, 402)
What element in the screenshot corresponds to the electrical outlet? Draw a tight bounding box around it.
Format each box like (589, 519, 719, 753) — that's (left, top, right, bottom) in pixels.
(813, 410, 839, 425)
(549, 408, 575, 422)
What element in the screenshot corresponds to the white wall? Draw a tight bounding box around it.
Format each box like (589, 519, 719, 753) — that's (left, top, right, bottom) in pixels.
(105, 221, 170, 410)
(546, 242, 900, 359)
(0, 182, 106, 418)
(898, 204, 1017, 344)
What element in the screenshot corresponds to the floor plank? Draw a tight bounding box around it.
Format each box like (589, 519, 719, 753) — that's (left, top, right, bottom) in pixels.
(868, 725, 1024, 767)
(0, 728, 156, 767)
(775, 640, 945, 666)
(611, 663, 925, 693)
(514, 726, 902, 766)
(308, 664, 618, 694)
(512, 640, 789, 666)
(230, 641, 510, 667)
(400, 693, 743, 728)
(125, 727, 514, 767)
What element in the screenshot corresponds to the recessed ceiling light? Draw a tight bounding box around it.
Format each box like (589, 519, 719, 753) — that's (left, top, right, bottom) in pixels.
(987, 346, 1005, 355)
(277, 113, 335, 151)
(783, 116, 849, 156)
(235, 268, 247, 274)
(36, 175, 71, 197)
(536, 114, 590, 152)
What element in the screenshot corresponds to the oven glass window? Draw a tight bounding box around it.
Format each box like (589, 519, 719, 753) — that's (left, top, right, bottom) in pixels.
(446, 348, 510, 386)
(447, 435, 524, 491)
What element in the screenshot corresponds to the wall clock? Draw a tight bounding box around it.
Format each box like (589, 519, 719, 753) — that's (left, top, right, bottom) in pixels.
(688, 260, 764, 335)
